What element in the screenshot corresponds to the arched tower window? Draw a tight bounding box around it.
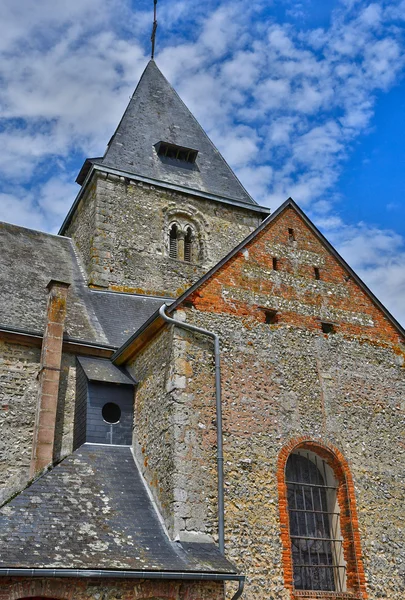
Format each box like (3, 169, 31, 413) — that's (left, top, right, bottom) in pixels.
(286, 452, 343, 592)
(168, 221, 200, 263)
(278, 441, 367, 599)
(169, 223, 178, 259)
(184, 226, 193, 262)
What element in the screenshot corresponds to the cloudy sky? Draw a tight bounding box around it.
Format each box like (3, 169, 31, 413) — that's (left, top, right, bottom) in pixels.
(0, 0, 404, 325)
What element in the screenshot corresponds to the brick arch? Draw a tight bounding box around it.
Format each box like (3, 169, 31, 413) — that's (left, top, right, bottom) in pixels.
(277, 437, 368, 599)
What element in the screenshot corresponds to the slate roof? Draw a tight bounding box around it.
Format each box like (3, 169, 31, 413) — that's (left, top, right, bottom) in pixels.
(0, 222, 170, 348)
(100, 60, 256, 206)
(78, 357, 136, 385)
(0, 444, 236, 573)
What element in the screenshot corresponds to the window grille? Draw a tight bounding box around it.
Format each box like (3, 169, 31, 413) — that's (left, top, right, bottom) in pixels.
(184, 227, 193, 262)
(169, 224, 178, 259)
(286, 453, 345, 593)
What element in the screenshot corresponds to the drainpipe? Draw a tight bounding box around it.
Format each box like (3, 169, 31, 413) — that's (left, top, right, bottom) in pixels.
(159, 304, 225, 555)
(30, 279, 70, 477)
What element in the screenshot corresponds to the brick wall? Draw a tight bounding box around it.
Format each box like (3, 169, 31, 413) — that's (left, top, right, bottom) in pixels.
(135, 206, 405, 598)
(66, 172, 262, 296)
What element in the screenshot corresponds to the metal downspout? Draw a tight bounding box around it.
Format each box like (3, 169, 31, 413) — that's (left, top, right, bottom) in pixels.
(231, 579, 245, 600)
(159, 304, 225, 555)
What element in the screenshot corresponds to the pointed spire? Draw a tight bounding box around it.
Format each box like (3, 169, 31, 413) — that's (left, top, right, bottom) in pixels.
(101, 61, 256, 206)
(151, 0, 158, 59)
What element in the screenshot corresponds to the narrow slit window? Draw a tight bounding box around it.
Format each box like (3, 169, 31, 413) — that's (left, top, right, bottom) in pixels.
(273, 257, 278, 271)
(288, 228, 295, 241)
(321, 322, 335, 334)
(314, 267, 320, 280)
(264, 309, 278, 324)
(169, 224, 178, 259)
(184, 227, 193, 262)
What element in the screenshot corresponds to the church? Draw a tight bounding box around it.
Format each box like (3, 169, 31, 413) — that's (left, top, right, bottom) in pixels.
(0, 54, 404, 600)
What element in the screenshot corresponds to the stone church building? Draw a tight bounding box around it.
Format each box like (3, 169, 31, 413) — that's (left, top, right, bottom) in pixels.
(0, 60, 404, 600)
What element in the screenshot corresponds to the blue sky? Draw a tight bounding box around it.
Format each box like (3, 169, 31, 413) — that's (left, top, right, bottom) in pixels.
(0, 0, 404, 325)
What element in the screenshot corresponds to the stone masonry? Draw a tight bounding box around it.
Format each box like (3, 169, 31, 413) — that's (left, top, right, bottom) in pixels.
(66, 171, 262, 296)
(127, 324, 218, 544)
(0, 577, 225, 600)
(127, 206, 405, 599)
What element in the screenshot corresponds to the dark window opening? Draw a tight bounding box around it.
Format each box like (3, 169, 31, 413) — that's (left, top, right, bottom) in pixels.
(286, 453, 344, 592)
(156, 141, 198, 164)
(321, 322, 335, 334)
(264, 309, 278, 324)
(184, 227, 193, 262)
(288, 228, 295, 241)
(169, 224, 178, 259)
(102, 402, 121, 424)
(273, 257, 278, 271)
(314, 267, 320, 280)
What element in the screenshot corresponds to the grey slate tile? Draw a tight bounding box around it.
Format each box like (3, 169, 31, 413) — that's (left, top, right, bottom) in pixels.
(0, 445, 236, 574)
(102, 60, 256, 206)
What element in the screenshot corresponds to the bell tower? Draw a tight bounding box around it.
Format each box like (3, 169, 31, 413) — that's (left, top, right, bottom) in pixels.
(60, 60, 269, 297)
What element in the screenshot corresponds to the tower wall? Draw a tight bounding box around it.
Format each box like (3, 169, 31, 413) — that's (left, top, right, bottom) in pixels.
(65, 171, 262, 297)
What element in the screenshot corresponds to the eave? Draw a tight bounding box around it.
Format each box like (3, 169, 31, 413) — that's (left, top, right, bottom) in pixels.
(59, 164, 270, 235)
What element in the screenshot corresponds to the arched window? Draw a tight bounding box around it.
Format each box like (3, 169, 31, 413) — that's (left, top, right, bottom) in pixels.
(169, 223, 178, 259)
(286, 452, 344, 592)
(184, 226, 193, 262)
(279, 441, 367, 598)
(168, 222, 199, 263)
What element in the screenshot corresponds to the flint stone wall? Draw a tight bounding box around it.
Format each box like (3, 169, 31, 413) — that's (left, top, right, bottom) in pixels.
(0, 576, 225, 600)
(173, 310, 405, 599)
(0, 342, 77, 505)
(130, 206, 405, 599)
(127, 325, 217, 544)
(66, 172, 261, 296)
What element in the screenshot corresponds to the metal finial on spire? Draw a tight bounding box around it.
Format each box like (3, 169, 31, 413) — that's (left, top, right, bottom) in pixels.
(151, 0, 158, 59)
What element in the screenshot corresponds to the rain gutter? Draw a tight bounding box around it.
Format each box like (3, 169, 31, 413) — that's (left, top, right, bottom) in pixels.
(0, 569, 245, 599)
(0, 569, 243, 581)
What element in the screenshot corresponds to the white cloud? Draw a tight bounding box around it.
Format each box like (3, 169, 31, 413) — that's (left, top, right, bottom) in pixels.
(0, 0, 404, 323)
(324, 220, 405, 325)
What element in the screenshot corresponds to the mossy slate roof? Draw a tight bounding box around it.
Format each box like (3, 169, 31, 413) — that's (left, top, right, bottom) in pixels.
(101, 60, 255, 206)
(0, 221, 169, 347)
(0, 444, 235, 573)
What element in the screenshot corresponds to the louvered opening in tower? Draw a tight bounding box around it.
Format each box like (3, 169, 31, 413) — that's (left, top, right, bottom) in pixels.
(184, 227, 193, 262)
(169, 224, 178, 259)
(155, 141, 198, 164)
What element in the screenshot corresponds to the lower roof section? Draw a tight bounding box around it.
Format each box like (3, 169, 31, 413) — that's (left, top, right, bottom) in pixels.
(0, 444, 236, 574)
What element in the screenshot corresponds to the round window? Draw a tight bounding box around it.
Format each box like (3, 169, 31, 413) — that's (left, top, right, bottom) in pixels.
(102, 402, 121, 424)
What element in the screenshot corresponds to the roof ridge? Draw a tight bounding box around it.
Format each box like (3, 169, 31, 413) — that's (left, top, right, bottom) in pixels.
(0, 221, 73, 241)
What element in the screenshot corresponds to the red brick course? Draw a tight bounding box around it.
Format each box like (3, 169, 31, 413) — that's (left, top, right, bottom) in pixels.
(277, 438, 368, 600)
(30, 281, 70, 476)
(187, 207, 405, 351)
